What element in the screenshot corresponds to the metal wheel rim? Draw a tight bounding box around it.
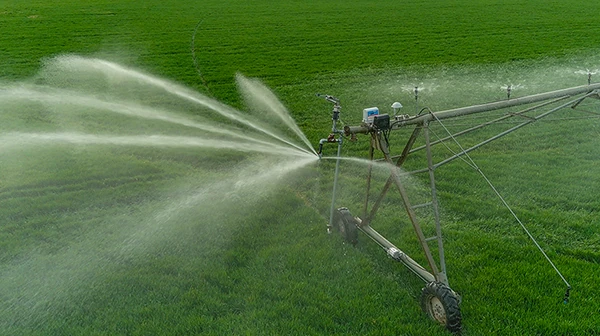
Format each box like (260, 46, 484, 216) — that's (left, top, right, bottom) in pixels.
(428, 296, 447, 324)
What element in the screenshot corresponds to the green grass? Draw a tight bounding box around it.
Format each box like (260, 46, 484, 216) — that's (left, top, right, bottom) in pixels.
(2, 0, 600, 334)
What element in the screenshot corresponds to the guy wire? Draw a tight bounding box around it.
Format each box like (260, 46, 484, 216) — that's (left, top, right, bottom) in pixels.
(429, 112, 572, 294)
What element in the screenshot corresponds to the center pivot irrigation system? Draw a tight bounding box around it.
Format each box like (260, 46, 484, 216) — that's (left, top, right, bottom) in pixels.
(316, 79, 600, 332)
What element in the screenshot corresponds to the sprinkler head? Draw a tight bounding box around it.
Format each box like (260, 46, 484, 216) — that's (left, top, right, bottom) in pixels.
(316, 93, 340, 104)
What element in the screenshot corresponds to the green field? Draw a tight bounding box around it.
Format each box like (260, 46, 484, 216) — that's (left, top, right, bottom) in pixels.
(2, 0, 600, 335)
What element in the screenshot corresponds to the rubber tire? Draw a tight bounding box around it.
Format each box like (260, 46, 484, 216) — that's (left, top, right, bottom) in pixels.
(420, 281, 462, 333)
(333, 207, 358, 245)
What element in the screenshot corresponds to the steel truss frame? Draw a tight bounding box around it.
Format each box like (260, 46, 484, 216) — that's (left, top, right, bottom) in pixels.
(320, 82, 600, 331)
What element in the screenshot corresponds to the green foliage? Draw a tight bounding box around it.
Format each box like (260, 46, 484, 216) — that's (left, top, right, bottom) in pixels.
(2, 0, 600, 335)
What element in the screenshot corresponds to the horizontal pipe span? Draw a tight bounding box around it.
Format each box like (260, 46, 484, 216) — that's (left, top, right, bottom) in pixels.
(408, 96, 570, 154)
(406, 84, 600, 124)
(359, 224, 435, 283)
(344, 83, 600, 134)
(432, 94, 588, 169)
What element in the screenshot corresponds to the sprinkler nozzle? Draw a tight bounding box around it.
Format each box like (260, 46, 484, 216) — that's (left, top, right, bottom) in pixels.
(316, 93, 340, 104)
(317, 137, 334, 158)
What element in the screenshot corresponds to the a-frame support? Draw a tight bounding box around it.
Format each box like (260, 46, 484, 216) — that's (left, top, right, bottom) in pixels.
(359, 123, 447, 285)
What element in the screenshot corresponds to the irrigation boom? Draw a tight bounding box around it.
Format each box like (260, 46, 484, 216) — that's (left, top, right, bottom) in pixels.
(344, 82, 600, 134)
(318, 81, 600, 333)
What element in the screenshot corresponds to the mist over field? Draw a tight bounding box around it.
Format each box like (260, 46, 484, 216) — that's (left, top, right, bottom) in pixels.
(2, 1, 600, 334)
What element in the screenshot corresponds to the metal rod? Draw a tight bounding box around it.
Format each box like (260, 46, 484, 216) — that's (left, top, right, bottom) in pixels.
(327, 134, 343, 232)
(433, 93, 594, 169)
(409, 96, 570, 154)
(430, 112, 573, 294)
(380, 135, 440, 277)
(325, 97, 344, 232)
(365, 127, 422, 225)
(362, 141, 375, 220)
(424, 123, 448, 285)
(359, 223, 436, 283)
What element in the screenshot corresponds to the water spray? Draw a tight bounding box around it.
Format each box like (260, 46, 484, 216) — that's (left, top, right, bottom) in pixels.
(501, 84, 525, 100)
(414, 86, 419, 115)
(575, 69, 598, 85)
(0, 55, 324, 334)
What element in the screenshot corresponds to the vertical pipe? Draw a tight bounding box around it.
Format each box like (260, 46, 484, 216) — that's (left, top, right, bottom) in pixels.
(414, 86, 419, 116)
(326, 102, 343, 232)
(327, 134, 343, 232)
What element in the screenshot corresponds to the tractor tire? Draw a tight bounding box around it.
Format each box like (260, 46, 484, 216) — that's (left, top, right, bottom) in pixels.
(333, 207, 358, 245)
(420, 281, 462, 333)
